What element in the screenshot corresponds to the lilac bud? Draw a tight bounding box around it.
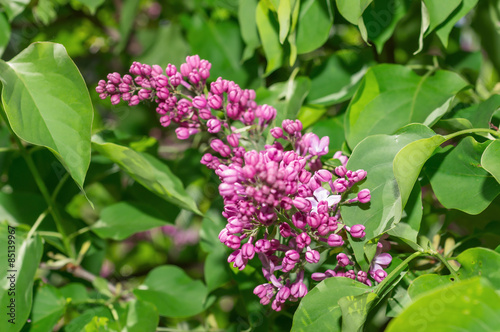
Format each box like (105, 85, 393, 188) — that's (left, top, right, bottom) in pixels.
(210, 80, 224, 95)
(227, 134, 239, 147)
(296, 232, 311, 249)
(189, 71, 201, 84)
(107, 72, 121, 84)
(110, 94, 121, 105)
(208, 95, 223, 109)
(336, 253, 351, 267)
(244, 151, 259, 166)
(345, 270, 356, 280)
(198, 108, 212, 120)
(227, 250, 239, 263)
(293, 197, 311, 212)
(192, 96, 207, 109)
(354, 169, 367, 182)
(186, 55, 200, 69)
(207, 119, 222, 134)
(315, 170, 332, 183)
(285, 250, 300, 262)
(128, 95, 140, 106)
(350, 224, 366, 238)
(358, 189, 371, 204)
(175, 127, 198, 140)
(270, 127, 283, 139)
(290, 282, 307, 298)
(225, 235, 241, 250)
(138, 89, 151, 100)
(305, 250, 320, 264)
(140, 64, 152, 76)
(218, 183, 235, 196)
(335, 166, 347, 177)
(357, 271, 368, 283)
(255, 239, 271, 253)
(311, 272, 327, 281)
(180, 63, 192, 77)
(292, 212, 307, 229)
(166, 64, 177, 76)
(276, 286, 291, 302)
(220, 169, 239, 184)
(218, 228, 229, 243)
(199, 68, 210, 80)
(129, 62, 142, 76)
(280, 223, 292, 238)
(160, 115, 171, 127)
(299, 170, 312, 184)
(170, 73, 182, 86)
(328, 233, 344, 247)
(371, 269, 387, 283)
(241, 242, 255, 259)
(152, 64, 163, 76)
(105, 84, 116, 93)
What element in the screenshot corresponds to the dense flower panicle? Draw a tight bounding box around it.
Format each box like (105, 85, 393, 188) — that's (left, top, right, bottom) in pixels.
(98, 55, 386, 312)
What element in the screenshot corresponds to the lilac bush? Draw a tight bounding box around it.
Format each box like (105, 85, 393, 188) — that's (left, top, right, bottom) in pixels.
(97, 55, 392, 311)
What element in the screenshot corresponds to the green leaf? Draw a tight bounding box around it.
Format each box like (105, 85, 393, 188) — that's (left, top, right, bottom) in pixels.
(0, 0, 30, 21)
(187, 16, 248, 84)
(345, 64, 468, 148)
(310, 113, 345, 154)
(335, 0, 373, 25)
(388, 181, 423, 243)
(424, 137, 500, 215)
(386, 277, 500, 332)
(30, 284, 66, 332)
(452, 95, 500, 129)
(256, 75, 311, 130)
(435, 0, 478, 48)
(0, 192, 46, 227)
(457, 247, 500, 289)
(66, 307, 113, 332)
(291, 277, 370, 332)
(306, 50, 373, 106)
(363, 0, 409, 53)
(277, 0, 292, 43)
(200, 211, 226, 253)
(116, 0, 141, 53)
(92, 140, 201, 214)
(423, 0, 461, 35)
(60, 283, 89, 305)
(0, 13, 10, 57)
(134, 265, 208, 318)
(393, 135, 446, 209)
(92, 202, 171, 240)
(205, 250, 232, 291)
(482, 139, 500, 184)
(256, 1, 283, 75)
(296, 0, 333, 54)
(0, 222, 43, 332)
(343, 124, 435, 268)
(408, 274, 456, 300)
(338, 292, 378, 332)
(239, 0, 261, 61)
(75, 0, 105, 14)
(297, 105, 327, 129)
(0, 42, 93, 189)
(120, 300, 159, 332)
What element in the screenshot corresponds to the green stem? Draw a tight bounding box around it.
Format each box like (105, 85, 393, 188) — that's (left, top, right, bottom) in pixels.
(445, 128, 500, 141)
(68, 226, 91, 240)
(375, 251, 422, 294)
(26, 208, 49, 240)
(430, 251, 460, 280)
(0, 109, 74, 258)
(37, 231, 63, 238)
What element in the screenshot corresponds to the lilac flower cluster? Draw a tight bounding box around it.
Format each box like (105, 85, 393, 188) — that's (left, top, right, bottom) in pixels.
(97, 55, 274, 142)
(97, 55, 392, 312)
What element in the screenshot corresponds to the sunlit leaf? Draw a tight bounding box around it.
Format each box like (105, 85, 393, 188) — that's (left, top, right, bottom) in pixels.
(0, 42, 93, 189)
